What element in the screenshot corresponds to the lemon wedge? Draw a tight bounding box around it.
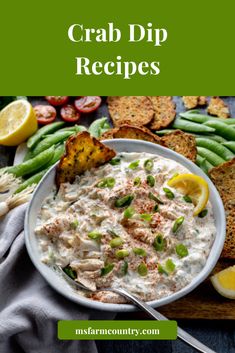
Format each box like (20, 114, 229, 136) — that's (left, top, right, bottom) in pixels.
(211, 266, 235, 299)
(167, 173, 209, 216)
(0, 100, 38, 146)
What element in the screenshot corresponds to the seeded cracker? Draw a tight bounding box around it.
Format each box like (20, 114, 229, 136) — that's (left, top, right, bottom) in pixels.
(207, 97, 230, 118)
(100, 125, 164, 145)
(182, 96, 207, 109)
(148, 96, 176, 130)
(161, 130, 197, 162)
(209, 158, 235, 258)
(107, 96, 154, 127)
(56, 131, 116, 186)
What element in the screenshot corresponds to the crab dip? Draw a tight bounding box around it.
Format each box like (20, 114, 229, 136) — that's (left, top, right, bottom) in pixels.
(35, 152, 216, 303)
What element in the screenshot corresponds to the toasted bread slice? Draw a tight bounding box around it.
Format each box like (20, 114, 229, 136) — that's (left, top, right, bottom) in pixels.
(207, 97, 230, 118)
(148, 96, 176, 130)
(209, 158, 235, 258)
(161, 130, 197, 162)
(56, 131, 116, 186)
(107, 96, 154, 127)
(182, 96, 207, 109)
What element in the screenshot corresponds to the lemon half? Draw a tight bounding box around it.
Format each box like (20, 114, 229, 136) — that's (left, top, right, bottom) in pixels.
(167, 173, 209, 216)
(0, 100, 38, 146)
(211, 266, 235, 299)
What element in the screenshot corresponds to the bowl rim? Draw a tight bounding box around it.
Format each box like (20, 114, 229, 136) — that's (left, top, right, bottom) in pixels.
(24, 138, 226, 312)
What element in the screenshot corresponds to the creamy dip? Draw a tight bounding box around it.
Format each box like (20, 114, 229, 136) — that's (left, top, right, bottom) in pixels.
(35, 152, 216, 303)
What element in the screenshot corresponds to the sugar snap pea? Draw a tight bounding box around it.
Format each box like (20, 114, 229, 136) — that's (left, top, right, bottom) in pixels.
(46, 144, 65, 166)
(191, 133, 227, 143)
(222, 141, 235, 153)
(6, 146, 55, 177)
(31, 131, 73, 156)
(172, 118, 215, 133)
(15, 168, 49, 193)
(204, 121, 235, 140)
(196, 155, 213, 174)
(180, 111, 235, 125)
(88, 117, 111, 138)
(197, 147, 225, 166)
(51, 125, 86, 135)
(179, 112, 211, 123)
(27, 121, 65, 150)
(196, 138, 234, 161)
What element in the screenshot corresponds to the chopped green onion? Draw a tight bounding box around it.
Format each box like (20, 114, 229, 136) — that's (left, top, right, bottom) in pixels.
(97, 177, 115, 188)
(172, 216, 184, 233)
(140, 213, 152, 222)
(133, 248, 147, 257)
(163, 187, 175, 200)
(158, 264, 167, 275)
(128, 160, 140, 170)
(115, 194, 134, 208)
(138, 262, 148, 276)
(183, 195, 192, 203)
(123, 207, 135, 219)
(109, 237, 123, 248)
(165, 259, 175, 273)
(121, 261, 128, 275)
(134, 177, 141, 186)
(153, 234, 165, 251)
(144, 159, 154, 172)
(88, 231, 102, 241)
(109, 157, 121, 165)
(176, 243, 188, 258)
(198, 209, 208, 218)
(70, 219, 79, 230)
(147, 175, 155, 187)
(153, 204, 159, 212)
(158, 259, 175, 275)
(101, 263, 114, 276)
(63, 266, 77, 280)
(115, 249, 130, 259)
(149, 192, 164, 204)
(107, 229, 119, 238)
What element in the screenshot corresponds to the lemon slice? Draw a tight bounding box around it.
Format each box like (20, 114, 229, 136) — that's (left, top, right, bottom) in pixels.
(0, 100, 38, 146)
(167, 173, 209, 216)
(211, 266, 235, 299)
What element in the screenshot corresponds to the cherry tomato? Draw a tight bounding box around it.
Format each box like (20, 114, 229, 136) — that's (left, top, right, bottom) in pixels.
(74, 96, 101, 113)
(34, 105, 56, 125)
(60, 104, 80, 122)
(45, 96, 69, 106)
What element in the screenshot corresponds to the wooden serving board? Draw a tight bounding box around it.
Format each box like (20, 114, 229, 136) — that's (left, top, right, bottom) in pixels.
(155, 259, 235, 320)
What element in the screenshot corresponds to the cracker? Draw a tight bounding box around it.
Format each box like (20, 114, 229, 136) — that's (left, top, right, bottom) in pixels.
(161, 130, 197, 162)
(209, 158, 235, 258)
(148, 96, 176, 130)
(207, 97, 230, 118)
(221, 199, 235, 259)
(100, 125, 164, 146)
(56, 131, 116, 186)
(182, 96, 207, 109)
(107, 96, 154, 127)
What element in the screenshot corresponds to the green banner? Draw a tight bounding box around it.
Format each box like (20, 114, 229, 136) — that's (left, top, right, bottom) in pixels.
(58, 320, 177, 340)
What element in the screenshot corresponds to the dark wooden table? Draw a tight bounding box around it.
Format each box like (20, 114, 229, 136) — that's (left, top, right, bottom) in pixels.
(1, 96, 235, 353)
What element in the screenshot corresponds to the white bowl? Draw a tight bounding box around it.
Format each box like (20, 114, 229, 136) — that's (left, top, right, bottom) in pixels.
(25, 139, 226, 312)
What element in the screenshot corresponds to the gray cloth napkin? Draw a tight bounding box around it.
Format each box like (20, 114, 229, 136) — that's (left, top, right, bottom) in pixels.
(0, 205, 115, 353)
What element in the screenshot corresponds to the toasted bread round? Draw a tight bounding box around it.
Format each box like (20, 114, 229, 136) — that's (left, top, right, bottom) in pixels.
(209, 158, 235, 259)
(148, 96, 176, 130)
(107, 96, 154, 127)
(161, 130, 197, 162)
(100, 124, 164, 146)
